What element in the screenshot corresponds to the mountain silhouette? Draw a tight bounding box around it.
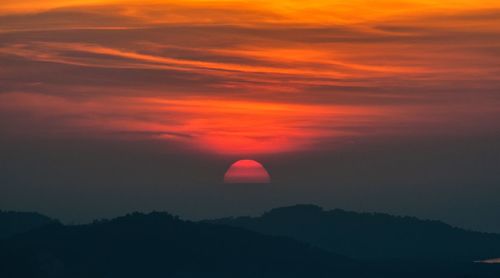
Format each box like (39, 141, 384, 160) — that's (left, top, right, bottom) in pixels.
(1, 209, 499, 277)
(0, 212, 359, 278)
(0, 211, 56, 239)
(208, 204, 500, 261)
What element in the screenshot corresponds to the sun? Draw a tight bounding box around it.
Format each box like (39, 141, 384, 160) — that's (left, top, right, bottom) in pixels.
(224, 160, 271, 184)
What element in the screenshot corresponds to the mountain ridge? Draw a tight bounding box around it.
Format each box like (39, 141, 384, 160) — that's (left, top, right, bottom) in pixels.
(1, 208, 500, 277)
(208, 204, 500, 261)
(0, 211, 357, 278)
(0, 210, 57, 239)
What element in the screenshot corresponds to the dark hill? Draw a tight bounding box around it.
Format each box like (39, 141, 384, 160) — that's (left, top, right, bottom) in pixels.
(0, 211, 55, 239)
(1, 209, 500, 277)
(0, 212, 357, 278)
(208, 204, 500, 261)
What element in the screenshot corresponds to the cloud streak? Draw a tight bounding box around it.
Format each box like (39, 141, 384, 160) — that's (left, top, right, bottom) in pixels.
(0, 1, 499, 155)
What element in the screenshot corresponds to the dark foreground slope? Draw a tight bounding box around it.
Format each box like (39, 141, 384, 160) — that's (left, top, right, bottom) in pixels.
(0, 212, 357, 278)
(209, 204, 500, 261)
(0, 211, 56, 239)
(1, 210, 499, 278)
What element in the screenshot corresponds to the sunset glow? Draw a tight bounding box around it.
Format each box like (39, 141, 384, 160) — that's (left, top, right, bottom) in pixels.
(224, 160, 271, 184)
(3, 2, 500, 267)
(1, 0, 499, 156)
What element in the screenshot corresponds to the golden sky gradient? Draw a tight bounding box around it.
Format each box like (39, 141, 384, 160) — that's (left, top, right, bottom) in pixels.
(1, 0, 499, 155)
(3, 0, 500, 22)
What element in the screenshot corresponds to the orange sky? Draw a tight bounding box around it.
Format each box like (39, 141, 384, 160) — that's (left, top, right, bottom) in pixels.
(3, 1, 500, 21)
(1, 0, 499, 155)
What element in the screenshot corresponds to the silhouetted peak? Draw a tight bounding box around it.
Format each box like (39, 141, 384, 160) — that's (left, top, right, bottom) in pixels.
(209, 205, 500, 261)
(0, 209, 353, 278)
(0, 210, 57, 239)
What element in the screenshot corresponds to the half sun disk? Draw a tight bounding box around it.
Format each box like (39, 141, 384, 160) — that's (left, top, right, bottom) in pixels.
(224, 160, 271, 184)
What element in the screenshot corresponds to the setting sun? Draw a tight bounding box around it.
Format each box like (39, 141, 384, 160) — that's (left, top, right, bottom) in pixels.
(224, 160, 271, 183)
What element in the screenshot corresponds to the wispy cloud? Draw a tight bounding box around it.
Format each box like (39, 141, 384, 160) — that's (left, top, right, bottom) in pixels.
(0, 1, 499, 155)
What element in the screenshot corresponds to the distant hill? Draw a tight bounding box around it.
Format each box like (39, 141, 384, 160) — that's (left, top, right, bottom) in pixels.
(208, 204, 500, 261)
(0, 212, 358, 278)
(0, 211, 55, 239)
(1, 209, 499, 277)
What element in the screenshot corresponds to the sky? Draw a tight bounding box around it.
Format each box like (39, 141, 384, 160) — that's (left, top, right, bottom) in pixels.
(0, 1, 500, 231)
